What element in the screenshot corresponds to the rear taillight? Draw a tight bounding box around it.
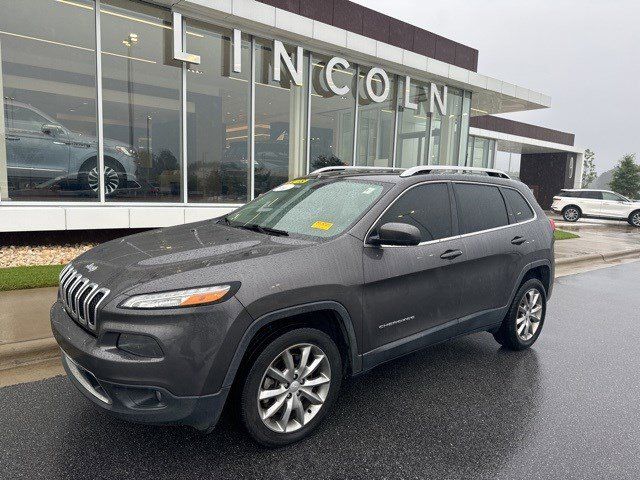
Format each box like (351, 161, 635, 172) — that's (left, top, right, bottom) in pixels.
(552, 196, 561, 201)
(549, 219, 556, 231)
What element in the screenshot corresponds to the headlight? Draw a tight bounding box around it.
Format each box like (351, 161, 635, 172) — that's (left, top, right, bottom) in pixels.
(115, 145, 136, 157)
(120, 285, 232, 309)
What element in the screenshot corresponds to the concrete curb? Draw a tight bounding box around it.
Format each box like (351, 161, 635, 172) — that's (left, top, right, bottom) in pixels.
(556, 247, 640, 267)
(0, 337, 59, 371)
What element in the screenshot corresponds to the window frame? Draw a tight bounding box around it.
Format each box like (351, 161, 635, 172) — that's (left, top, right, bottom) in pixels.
(364, 180, 538, 248)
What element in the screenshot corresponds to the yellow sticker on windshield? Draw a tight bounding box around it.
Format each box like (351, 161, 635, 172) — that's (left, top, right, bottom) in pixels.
(291, 178, 309, 184)
(311, 221, 334, 231)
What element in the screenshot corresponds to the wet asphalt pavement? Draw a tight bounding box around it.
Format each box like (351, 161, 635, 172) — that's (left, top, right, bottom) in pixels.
(2, 261, 640, 479)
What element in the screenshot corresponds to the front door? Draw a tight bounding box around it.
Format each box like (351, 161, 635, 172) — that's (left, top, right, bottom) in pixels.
(600, 191, 632, 219)
(362, 182, 465, 352)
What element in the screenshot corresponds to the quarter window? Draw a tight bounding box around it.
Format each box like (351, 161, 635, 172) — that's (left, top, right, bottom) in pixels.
(376, 183, 452, 242)
(454, 183, 509, 234)
(502, 188, 534, 223)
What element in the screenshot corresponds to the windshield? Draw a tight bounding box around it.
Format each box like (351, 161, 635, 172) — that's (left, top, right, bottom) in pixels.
(224, 178, 386, 238)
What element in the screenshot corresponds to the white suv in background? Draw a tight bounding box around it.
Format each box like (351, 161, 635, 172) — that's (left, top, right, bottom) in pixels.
(551, 189, 640, 227)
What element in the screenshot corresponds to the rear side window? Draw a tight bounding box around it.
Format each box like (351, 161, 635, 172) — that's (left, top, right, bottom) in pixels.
(377, 183, 452, 242)
(581, 191, 602, 200)
(454, 183, 509, 234)
(560, 190, 577, 197)
(502, 188, 535, 223)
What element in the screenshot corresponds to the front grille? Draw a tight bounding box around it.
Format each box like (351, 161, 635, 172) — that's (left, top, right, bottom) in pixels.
(59, 264, 110, 332)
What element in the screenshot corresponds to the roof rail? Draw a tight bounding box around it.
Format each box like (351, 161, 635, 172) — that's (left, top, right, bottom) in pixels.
(310, 166, 405, 175)
(399, 165, 511, 179)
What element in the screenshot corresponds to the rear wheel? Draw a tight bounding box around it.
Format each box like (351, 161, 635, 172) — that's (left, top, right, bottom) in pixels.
(239, 327, 342, 447)
(628, 210, 640, 228)
(493, 279, 546, 350)
(562, 206, 580, 222)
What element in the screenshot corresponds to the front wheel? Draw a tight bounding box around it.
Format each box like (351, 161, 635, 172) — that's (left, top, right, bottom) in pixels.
(628, 211, 640, 228)
(562, 206, 580, 222)
(239, 328, 342, 447)
(493, 279, 546, 350)
(79, 159, 124, 196)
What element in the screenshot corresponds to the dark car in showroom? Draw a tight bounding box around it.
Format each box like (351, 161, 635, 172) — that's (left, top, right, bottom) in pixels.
(51, 165, 554, 446)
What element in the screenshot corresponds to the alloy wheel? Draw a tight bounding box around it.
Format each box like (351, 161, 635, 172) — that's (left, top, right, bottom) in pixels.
(257, 343, 331, 433)
(516, 288, 543, 341)
(632, 212, 640, 227)
(564, 208, 579, 221)
(88, 166, 120, 194)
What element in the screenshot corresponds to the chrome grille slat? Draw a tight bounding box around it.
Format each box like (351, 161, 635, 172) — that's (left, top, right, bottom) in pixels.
(58, 265, 109, 333)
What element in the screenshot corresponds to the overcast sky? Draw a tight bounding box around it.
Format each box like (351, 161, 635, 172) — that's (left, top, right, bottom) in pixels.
(355, 0, 640, 173)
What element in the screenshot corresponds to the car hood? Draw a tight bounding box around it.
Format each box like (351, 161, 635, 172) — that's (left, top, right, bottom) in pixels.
(71, 220, 318, 294)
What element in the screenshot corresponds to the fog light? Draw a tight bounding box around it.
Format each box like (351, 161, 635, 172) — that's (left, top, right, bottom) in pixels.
(117, 333, 163, 358)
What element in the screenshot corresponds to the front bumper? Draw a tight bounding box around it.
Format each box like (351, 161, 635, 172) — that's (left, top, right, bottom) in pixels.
(60, 352, 227, 430)
(50, 300, 245, 430)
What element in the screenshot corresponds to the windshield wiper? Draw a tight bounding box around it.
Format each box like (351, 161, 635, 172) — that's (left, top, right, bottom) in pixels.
(236, 224, 289, 237)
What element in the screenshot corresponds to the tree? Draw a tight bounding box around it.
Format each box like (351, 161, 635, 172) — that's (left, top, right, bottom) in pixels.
(609, 154, 640, 199)
(581, 149, 597, 188)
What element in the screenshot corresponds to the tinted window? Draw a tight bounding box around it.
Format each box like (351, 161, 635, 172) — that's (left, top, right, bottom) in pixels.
(560, 190, 578, 198)
(503, 188, 535, 223)
(454, 183, 509, 234)
(377, 183, 452, 242)
(581, 191, 603, 200)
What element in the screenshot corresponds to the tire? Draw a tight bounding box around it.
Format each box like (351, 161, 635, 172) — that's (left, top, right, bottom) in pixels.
(628, 210, 640, 228)
(239, 327, 342, 447)
(562, 206, 581, 222)
(493, 278, 546, 351)
(79, 158, 124, 196)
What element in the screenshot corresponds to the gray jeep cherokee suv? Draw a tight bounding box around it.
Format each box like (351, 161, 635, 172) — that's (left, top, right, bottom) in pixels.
(51, 166, 554, 446)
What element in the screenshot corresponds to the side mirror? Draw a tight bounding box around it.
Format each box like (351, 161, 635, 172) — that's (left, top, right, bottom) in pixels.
(369, 222, 422, 246)
(42, 124, 63, 136)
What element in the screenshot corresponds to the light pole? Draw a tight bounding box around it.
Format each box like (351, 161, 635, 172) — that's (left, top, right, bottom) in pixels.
(122, 33, 138, 150)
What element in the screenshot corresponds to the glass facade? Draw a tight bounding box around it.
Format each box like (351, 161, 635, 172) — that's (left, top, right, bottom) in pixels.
(0, 0, 474, 205)
(308, 54, 356, 171)
(466, 135, 496, 168)
(355, 68, 397, 167)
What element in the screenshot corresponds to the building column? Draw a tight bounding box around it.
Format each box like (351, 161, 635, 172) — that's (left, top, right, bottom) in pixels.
(0, 40, 8, 201)
(573, 151, 584, 189)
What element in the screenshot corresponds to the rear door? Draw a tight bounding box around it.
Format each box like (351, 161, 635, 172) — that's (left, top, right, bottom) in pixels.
(362, 181, 465, 351)
(453, 182, 520, 328)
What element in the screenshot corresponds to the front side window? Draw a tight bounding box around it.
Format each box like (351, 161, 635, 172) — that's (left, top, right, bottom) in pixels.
(454, 183, 509, 234)
(376, 182, 452, 242)
(226, 178, 385, 238)
(502, 188, 535, 223)
(602, 192, 626, 202)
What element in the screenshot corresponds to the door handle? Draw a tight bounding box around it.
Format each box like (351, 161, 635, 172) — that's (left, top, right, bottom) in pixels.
(440, 249, 463, 260)
(511, 236, 526, 245)
(5, 136, 20, 141)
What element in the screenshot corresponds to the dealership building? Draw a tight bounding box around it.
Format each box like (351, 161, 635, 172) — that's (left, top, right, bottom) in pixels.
(0, 0, 583, 232)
